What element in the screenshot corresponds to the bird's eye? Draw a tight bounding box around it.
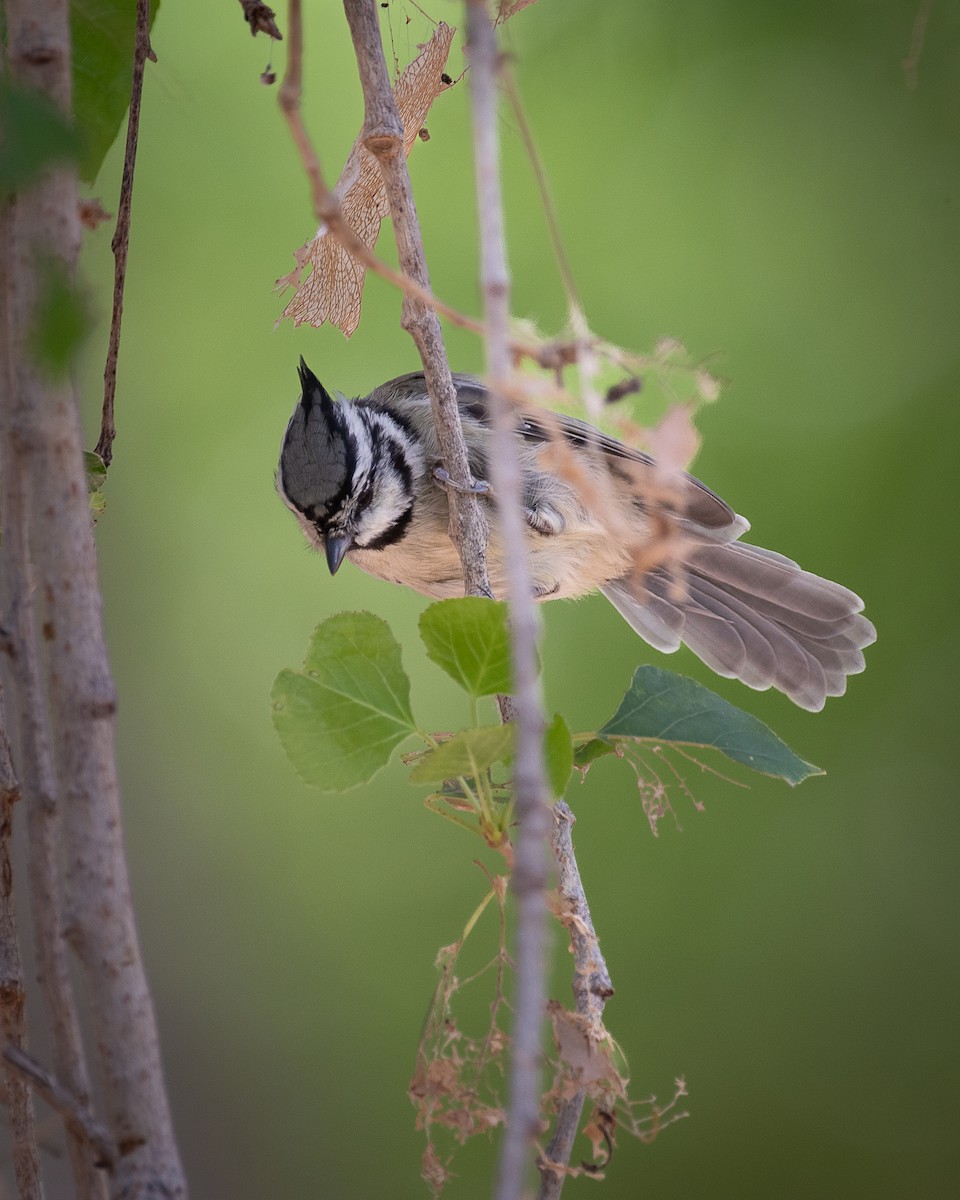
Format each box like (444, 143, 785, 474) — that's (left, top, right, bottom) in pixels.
(298, 502, 327, 525)
(356, 481, 375, 512)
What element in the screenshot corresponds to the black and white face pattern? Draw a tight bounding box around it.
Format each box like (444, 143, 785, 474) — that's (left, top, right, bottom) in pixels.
(277, 361, 424, 571)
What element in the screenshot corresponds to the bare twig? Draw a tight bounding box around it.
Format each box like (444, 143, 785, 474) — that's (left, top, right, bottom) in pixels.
(281, 195, 584, 371)
(96, 0, 155, 467)
(537, 802, 614, 1200)
(282, 191, 582, 370)
(277, 1, 329, 221)
(340, 0, 496, 601)
(3, 1045, 115, 1170)
(548, 804, 614, 1023)
(463, 6, 553, 1199)
(238, 0, 283, 39)
(0, 695, 43, 1200)
(2, 2, 187, 1196)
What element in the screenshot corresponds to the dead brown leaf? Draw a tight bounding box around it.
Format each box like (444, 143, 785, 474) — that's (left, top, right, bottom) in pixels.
(78, 198, 111, 231)
(421, 1142, 451, 1194)
(646, 401, 700, 477)
(496, 0, 541, 26)
(279, 22, 456, 336)
(582, 1106, 616, 1169)
(549, 1002, 626, 1096)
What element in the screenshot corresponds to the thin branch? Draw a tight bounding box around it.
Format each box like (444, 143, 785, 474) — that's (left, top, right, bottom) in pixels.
(464, 7, 553, 1200)
(0, 695, 44, 1200)
(282, 183, 580, 370)
(277, 0, 328, 220)
(3, 1046, 115, 1170)
(96, 0, 155, 467)
(340, 0, 495, 601)
(537, 802, 614, 1200)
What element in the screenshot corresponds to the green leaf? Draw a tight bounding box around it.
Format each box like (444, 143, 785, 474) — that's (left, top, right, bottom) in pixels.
(85, 450, 107, 519)
(419, 597, 515, 697)
(572, 737, 615, 770)
(84, 450, 107, 484)
(409, 725, 514, 785)
(272, 611, 417, 791)
(599, 665, 822, 786)
(544, 713, 573, 797)
(71, 0, 162, 182)
(0, 83, 81, 193)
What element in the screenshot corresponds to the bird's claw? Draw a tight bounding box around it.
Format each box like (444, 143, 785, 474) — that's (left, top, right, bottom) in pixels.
(433, 466, 491, 496)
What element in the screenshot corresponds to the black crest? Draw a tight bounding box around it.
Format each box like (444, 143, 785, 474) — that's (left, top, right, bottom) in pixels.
(296, 356, 337, 417)
(278, 360, 356, 523)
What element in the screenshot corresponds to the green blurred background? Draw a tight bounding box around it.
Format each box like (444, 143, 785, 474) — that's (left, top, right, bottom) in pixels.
(65, 1, 960, 1196)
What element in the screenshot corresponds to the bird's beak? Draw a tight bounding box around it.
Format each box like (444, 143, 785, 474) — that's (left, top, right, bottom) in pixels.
(324, 532, 352, 576)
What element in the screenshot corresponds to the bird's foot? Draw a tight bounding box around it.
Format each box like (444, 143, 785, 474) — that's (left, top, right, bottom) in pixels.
(433, 466, 491, 496)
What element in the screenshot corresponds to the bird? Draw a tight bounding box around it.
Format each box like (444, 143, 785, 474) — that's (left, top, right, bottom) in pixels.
(277, 359, 875, 711)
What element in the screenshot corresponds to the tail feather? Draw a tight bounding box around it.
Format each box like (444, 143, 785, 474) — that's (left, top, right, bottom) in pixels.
(721, 586, 867, 642)
(691, 542, 864, 622)
(685, 573, 833, 708)
(600, 539, 876, 712)
(621, 586, 686, 652)
(644, 571, 770, 687)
